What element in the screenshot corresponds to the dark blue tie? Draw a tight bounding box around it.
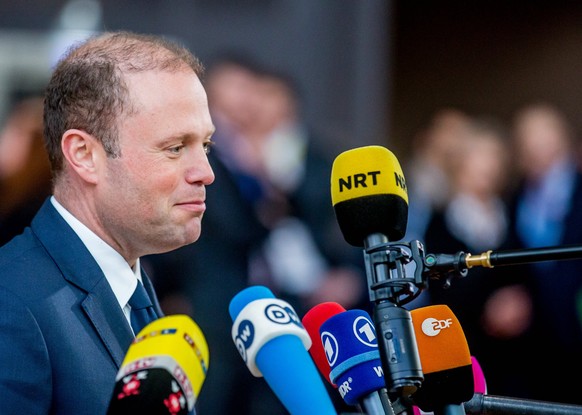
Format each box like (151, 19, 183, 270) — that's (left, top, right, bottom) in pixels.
(129, 281, 158, 335)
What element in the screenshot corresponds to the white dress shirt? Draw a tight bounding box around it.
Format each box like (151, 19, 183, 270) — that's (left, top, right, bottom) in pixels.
(50, 196, 141, 327)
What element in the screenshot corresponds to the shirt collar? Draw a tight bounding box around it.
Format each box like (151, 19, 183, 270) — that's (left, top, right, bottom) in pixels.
(50, 196, 140, 310)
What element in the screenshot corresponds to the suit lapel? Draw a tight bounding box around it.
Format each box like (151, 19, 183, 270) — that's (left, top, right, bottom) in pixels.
(32, 199, 134, 367)
(82, 279, 135, 366)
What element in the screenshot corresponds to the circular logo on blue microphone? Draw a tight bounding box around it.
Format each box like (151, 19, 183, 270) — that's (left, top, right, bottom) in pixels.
(320, 331, 339, 367)
(234, 319, 255, 362)
(352, 315, 377, 347)
(264, 303, 302, 328)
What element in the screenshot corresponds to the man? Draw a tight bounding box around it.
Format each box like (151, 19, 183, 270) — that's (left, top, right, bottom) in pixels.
(0, 31, 215, 415)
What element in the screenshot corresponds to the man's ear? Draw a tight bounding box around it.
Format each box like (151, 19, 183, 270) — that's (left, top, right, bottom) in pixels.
(60, 129, 105, 184)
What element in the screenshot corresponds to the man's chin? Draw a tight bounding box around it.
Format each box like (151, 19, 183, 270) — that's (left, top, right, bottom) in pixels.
(180, 227, 202, 246)
(154, 228, 201, 254)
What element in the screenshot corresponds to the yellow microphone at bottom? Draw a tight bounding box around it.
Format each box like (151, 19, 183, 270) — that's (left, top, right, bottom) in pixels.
(108, 314, 209, 415)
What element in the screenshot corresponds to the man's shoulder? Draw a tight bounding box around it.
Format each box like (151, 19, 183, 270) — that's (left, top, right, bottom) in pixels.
(0, 229, 57, 294)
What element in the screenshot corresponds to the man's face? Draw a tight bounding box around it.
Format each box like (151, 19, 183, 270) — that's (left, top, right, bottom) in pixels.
(96, 68, 215, 259)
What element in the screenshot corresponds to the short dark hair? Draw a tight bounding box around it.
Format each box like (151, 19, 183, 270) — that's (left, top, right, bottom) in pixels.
(43, 31, 204, 179)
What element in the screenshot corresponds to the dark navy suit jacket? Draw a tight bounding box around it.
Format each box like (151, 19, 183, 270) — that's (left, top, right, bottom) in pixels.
(0, 198, 164, 415)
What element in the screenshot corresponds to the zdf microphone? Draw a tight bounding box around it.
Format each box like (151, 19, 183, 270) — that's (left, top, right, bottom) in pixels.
(330, 145, 408, 247)
(107, 314, 209, 415)
(410, 305, 473, 415)
(229, 285, 336, 415)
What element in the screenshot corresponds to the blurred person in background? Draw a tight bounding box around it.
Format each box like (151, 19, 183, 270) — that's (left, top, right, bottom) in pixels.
(404, 108, 473, 243)
(482, 101, 582, 404)
(420, 115, 512, 386)
(241, 61, 367, 315)
(0, 96, 52, 246)
(213, 56, 368, 413)
(403, 108, 473, 311)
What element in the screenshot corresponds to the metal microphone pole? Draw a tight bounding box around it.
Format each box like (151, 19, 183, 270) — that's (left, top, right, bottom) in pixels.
(363, 233, 423, 413)
(465, 393, 582, 414)
(424, 243, 582, 278)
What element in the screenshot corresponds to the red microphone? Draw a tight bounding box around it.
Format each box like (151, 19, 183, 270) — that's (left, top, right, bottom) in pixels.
(303, 302, 398, 415)
(301, 301, 346, 386)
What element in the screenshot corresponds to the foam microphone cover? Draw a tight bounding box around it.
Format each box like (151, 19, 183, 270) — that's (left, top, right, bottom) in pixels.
(410, 305, 474, 412)
(471, 356, 487, 394)
(108, 314, 209, 415)
(320, 309, 386, 406)
(302, 301, 347, 385)
(229, 285, 336, 415)
(330, 145, 409, 246)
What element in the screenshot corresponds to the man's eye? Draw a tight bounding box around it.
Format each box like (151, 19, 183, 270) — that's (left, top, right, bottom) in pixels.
(203, 140, 215, 155)
(169, 145, 184, 154)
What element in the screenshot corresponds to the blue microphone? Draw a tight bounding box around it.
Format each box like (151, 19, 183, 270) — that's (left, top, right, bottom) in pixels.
(320, 309, 395, 414)
(229, 285, 336, 415)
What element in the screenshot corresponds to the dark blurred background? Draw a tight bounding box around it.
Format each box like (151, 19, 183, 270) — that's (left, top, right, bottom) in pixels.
(391, 0, 582, 159)
(0, 0, 389, 156)
(2, 0, 582, 158)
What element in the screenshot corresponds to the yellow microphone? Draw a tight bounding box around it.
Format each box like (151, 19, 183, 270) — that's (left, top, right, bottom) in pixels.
(331, 145, 408, 247)
(107, 315, 209, 415)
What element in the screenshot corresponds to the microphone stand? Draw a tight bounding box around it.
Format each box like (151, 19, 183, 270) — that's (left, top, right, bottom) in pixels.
(363, 234, 426, 414)
(422, 242, 582, 281)
(362, 239, 582, 415)
(465, 393, 582, 414)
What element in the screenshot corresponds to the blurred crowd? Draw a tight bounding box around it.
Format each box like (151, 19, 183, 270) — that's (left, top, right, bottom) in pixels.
(405, 103, 582, 406)
(2, 54, 582, 413)
(0, 96, 51, 247)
